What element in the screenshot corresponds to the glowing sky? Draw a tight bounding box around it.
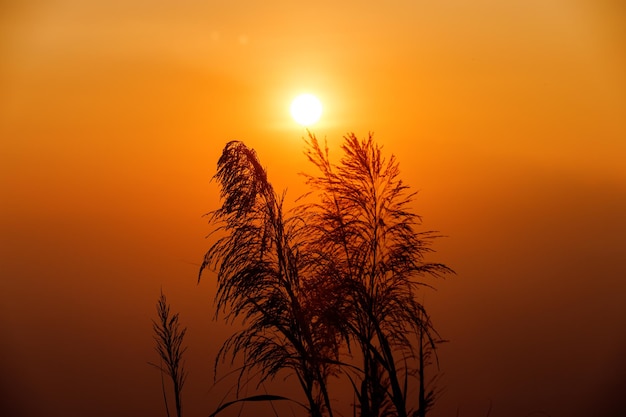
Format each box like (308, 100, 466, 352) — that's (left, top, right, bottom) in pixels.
(1, 1, 625, 416)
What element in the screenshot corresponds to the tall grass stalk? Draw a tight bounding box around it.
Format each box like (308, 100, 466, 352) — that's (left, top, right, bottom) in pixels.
(149, 291, 188, 417)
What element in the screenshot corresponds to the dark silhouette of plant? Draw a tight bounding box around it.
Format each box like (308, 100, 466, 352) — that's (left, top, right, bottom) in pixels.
(208, 394, 310, 417)
(199, 141, 337, 417)
(201, 134, 452, 417)
(299, 132, 452, 417)
(150, 291, 188, 417)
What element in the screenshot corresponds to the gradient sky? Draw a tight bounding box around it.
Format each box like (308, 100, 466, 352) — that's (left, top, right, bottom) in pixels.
(1, 1, 625, 417)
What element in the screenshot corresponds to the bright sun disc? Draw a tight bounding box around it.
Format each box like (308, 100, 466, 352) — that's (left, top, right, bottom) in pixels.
(290, 94, 322, 126)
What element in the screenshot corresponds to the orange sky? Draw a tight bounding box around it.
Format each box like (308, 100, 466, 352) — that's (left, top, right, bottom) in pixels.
(1, 1, 625, 416)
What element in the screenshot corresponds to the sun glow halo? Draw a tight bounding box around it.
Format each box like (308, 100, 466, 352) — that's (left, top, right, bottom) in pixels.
(290, 94, 322, 126)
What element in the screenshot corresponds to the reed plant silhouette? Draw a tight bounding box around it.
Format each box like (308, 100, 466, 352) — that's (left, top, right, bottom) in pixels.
(150, 291, 188, 417)
(200, 133, 452, 417)
(200, 141, 337, 417)
(300, 133, 452, 417)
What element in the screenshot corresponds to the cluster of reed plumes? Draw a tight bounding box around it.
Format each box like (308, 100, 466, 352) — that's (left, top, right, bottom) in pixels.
(199, 132, 453, 417)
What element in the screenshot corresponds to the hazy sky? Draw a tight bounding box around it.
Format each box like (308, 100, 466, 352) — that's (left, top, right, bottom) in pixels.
(1, 1, 625, 417)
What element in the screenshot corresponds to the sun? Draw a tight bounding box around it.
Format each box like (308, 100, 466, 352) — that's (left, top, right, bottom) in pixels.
(290, 94, 322, 126)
